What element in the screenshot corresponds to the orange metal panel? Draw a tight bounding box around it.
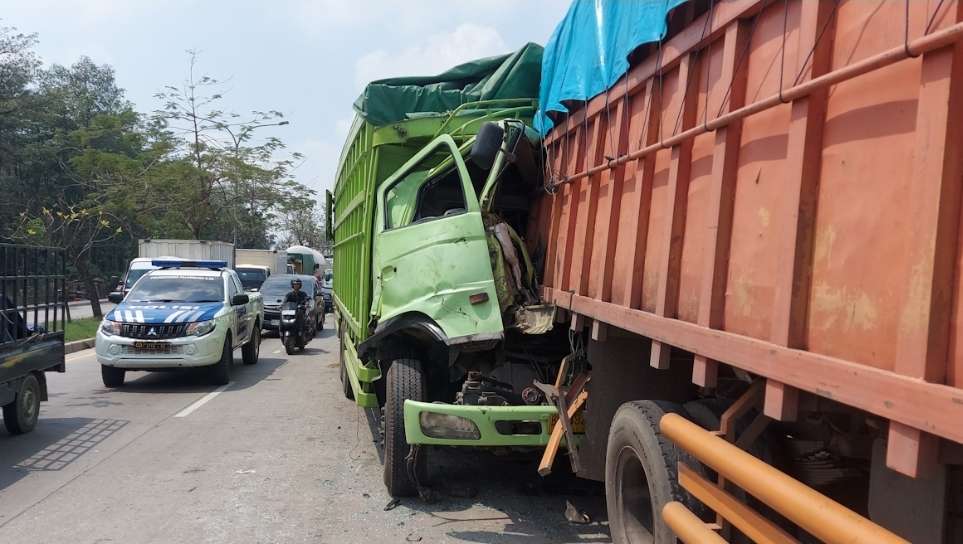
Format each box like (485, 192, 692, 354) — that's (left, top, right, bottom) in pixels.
(572, 116, 606, 296)
(887, 0, 963, 478)
(532, 0, 963, 455)
(613, 81, 660, 309)
(589, 95, 629, 302)
(545, 286, 963, 446)
(652, 53, 701, 369)
(724, 2, 795, 340)
(694, 21, 751, 387)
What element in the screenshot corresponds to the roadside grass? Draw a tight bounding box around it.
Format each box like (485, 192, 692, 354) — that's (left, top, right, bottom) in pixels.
(65, 317, 100, 343)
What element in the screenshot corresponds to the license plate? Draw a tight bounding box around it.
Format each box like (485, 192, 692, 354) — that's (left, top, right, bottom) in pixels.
(133, 341, 172, 353)
(550, 411, 586, 433)
(268, 319, 279, 326)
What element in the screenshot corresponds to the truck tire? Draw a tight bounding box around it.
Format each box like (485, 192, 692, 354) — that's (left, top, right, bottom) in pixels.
(339, 325, 354, 400)
(383, 358, 427, 497)
(606, 400, 693, 544)
(242, 323, 260, 365)
(3, 373, 41, 435)
(101, 365, 126, 388)
(210, 335, 232, 385)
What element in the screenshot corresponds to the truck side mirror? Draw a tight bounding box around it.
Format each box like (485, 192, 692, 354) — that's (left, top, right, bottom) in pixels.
(470, 122, 505, 171)
(108, 292, 124, 304)
(325, 190, 334, 242)
(232, 294, 250, 306)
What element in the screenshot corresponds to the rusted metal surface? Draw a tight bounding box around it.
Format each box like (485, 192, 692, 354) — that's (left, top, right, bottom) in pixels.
(531, 0, 963, 469)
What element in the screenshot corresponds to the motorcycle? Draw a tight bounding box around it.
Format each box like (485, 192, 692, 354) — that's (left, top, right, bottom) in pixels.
(280, 301, 308, 355)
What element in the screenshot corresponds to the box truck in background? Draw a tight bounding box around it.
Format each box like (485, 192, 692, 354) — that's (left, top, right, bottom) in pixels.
(285, 245, 325, 276)
(138, 240, 234, 267)
(236, 249, 288, 275)
(112, 240, 235, 296)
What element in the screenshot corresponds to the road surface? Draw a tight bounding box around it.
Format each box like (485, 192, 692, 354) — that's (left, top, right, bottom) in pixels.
(0, 322, 608, 543)
(67, 299, 115, 321)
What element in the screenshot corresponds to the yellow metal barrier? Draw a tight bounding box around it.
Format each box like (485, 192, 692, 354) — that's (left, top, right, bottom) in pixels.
(660, 413, 909, 544)
(663, 501, 728, 544)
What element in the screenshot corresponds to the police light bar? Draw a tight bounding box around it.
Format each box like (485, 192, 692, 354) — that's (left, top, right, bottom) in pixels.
(152, 259, 227, 270)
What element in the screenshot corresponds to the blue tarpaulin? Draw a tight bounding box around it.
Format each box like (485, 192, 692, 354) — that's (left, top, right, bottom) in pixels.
(535, 0, 688, 134)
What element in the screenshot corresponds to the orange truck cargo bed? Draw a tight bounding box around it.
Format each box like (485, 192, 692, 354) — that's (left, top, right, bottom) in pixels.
(529, 0, 963, 476)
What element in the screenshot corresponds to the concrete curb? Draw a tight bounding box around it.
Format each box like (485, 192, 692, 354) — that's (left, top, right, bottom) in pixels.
(66, 338, 96, 354)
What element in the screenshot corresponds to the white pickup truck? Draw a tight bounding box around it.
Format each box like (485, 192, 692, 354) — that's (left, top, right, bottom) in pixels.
(96, 259, 264, 386)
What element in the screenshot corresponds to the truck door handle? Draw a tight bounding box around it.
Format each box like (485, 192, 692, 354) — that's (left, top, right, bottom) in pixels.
(381, 266, 397, 281)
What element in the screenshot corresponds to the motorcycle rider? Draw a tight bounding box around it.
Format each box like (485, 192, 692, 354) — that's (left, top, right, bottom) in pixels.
(284, 278, 310, 306)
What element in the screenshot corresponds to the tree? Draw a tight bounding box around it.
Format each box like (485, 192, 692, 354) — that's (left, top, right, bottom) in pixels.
(276, 195, 328, 251)
(152, 51, 307, 245)
(8, 57, 143, 317)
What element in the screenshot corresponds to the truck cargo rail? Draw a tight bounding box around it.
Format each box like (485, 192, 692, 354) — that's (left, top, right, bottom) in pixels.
(660, 413, 907, 544)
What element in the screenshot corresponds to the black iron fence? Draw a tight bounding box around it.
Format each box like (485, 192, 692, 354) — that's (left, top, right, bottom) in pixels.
(0, 244, 67, 343)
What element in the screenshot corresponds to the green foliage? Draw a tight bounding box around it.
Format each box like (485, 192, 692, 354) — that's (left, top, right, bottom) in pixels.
(64, 317, 101, 343)
(0, 28, 321, 316)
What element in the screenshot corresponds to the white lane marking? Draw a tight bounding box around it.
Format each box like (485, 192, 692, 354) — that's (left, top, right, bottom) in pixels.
(174, 384, 230, 418)
(272, 348, 282, 354)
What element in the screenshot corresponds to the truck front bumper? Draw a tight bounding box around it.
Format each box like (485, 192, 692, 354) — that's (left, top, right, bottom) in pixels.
(403, 400, 558, 447)
(95, 330, 224, 369)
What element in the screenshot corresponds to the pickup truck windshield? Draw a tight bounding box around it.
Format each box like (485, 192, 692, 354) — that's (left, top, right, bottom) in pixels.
(126, 275, 225, 303)
(125, 266, 154, 289)
(236, 268, 267, 290)
(261, 276, 315, 299)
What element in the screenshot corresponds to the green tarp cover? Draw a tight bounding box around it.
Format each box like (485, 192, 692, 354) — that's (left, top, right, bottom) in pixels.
(353, 43, 543, 127)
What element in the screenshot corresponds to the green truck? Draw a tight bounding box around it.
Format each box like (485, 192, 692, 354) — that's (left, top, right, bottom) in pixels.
(329, 44, 569, 496)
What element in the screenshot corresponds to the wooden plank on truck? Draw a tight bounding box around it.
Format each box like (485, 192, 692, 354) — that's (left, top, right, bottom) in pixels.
(693, 20, 751, 388)
(889, 1, 963, 478)
(651, 52, 700, 370)
(765, 0, 834, 422)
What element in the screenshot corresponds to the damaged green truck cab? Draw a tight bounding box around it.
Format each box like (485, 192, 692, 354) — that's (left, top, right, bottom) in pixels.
(331, 111, 565, 497)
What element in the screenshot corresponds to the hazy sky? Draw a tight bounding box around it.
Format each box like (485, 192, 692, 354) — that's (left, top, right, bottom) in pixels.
(4, 0, 569, 197)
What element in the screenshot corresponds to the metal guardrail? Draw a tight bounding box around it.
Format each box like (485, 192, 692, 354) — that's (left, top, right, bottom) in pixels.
(660, 413, 909, 544)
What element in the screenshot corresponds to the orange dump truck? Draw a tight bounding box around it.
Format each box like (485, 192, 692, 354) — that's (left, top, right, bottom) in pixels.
(529, 1, 963, 542)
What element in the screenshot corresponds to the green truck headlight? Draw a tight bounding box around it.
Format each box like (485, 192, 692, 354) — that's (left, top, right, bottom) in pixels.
(419, 411, 481, 440)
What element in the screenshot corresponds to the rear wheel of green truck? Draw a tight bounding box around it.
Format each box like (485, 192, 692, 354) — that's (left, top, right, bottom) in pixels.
(606, 400, 692, 544)
(383, 358, 427, 497)
(101, 365, 125, 388)
(3, 373, 41, 435)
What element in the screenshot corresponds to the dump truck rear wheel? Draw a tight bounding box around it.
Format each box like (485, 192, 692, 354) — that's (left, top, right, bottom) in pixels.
(605, 400, 691, 544)
(3, 373, 41, 435)
(383, 358, 427, 497)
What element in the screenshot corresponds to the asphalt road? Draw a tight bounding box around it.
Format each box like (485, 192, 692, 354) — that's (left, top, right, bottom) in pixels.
(67, 300, 115, 321)
(0, 321, 609, 543)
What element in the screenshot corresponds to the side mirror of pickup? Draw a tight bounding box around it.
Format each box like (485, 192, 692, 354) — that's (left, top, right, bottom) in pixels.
(231, 294, 250, 306)
(107, 292, 124, 304)
(470, 122, 505, 171)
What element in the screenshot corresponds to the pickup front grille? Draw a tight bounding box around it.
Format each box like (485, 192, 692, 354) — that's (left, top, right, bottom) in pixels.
(120, 323, 187, 339)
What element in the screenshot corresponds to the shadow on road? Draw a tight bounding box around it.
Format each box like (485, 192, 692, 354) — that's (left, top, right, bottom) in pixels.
(360, 408, 608, 543)
(98, 355, 288, 395)
(0, 417, 129, 492)
(411, 449, 609, 543)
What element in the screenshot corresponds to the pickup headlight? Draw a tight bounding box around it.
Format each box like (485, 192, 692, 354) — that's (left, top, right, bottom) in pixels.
(185, 319, 216, 337)
(100, 319, 122, 336)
